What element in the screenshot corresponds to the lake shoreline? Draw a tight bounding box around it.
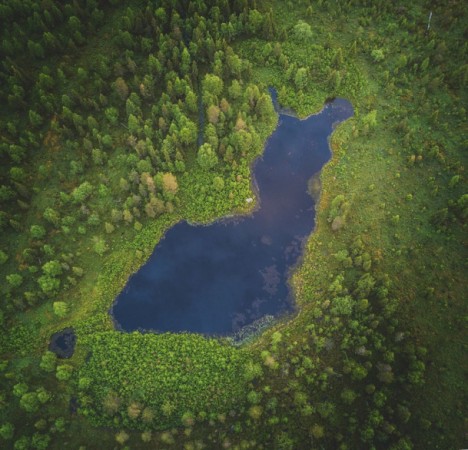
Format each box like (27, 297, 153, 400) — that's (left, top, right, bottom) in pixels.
(110, 92, 353, 338)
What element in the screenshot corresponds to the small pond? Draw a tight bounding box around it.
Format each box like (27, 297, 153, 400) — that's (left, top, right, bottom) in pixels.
(49, 327, 76, 358)
(111, 93, 353, 335)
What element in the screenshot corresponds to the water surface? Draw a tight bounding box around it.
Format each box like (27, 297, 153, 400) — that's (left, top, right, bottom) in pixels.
(49, 328, 76, 358)
(112, 96, 353, 335)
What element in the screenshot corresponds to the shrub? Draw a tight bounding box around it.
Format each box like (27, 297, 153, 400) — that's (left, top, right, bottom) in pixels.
(56, 364, 73, 381)
(30, 225, 46, 239)
(53, 302, 68, 318)
(40, 351, 57, 372)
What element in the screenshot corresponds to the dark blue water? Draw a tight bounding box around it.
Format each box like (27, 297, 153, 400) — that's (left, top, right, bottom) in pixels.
(49, 328, 76, 358)
(111, 95, 353, 335)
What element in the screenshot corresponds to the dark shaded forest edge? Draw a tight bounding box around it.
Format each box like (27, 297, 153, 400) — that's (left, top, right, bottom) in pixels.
(0, 0, 466, 448)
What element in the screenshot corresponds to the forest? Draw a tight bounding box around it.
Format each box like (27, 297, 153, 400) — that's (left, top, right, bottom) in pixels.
(0, 0, 466, 448)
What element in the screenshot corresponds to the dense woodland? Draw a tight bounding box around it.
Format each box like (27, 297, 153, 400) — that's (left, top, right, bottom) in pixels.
(0, 0, 466, 449)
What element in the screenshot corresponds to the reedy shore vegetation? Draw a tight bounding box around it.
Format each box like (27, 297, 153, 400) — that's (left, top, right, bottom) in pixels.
(0, 0, 466, 449)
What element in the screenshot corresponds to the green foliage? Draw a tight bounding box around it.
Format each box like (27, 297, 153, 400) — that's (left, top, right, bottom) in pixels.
(128, 114, 139, 134)
(13, 436, 30, 450)
(31, 433, 51, 449)
(362, 110, 378, 129)
(0, 422, 14, 440)
(20, 392, 40, 413)
(202, 74, 223, 101)
(39, 351, 57, 373)
(293, 20, 313, 42)
(371, 49, 385, 63)
(212, 176, 225, 191)
(330, 295, 353, 316)
(248, 405, 263, 420)
(6, 273, 23, 288)
(43, 208, 60, 226)
(79, 332, 250, 429)
(53, 301, 68, 318)
(243, 361, 263, 382)
(341, 388, 357, 405)
(38, 274, 60, 293)
(311, 423, 325, 439)
(28, 110, 43, 127)
(13, 383, 28, 398)
(71, 182, 93, 204)
(93, 237, 108, 256)
(105, 107, 119, 125)
(295, 68, 309, 90)
(328, 194, 349, 230)
(56, 364, 73, 381)
(197, 143, 218, 170)
(36, 387, 51, 404)
(0, 250, 8, 265)
(115, 430, 129, 445)
(30, 225, 46, 239)
(42, 261, 62, 277)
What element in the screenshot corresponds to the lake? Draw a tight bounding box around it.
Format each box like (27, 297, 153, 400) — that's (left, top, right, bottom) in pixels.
(111, 93, 353, 335)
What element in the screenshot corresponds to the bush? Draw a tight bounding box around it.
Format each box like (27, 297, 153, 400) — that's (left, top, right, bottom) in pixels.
(197, 144, 218, 170)
(53, 302, 69, 318)
(40, 351, 57, 372)
(0, 250, 8, 264)
(71, 182, 93, 203)
(6, 274, 23, 288)
(56, 364, 73, 381)
(293, 20, 313, 42)
(371, 49, 385, 62)
(30, 225, 46, 239)
(0, 422, 14, 440)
